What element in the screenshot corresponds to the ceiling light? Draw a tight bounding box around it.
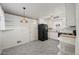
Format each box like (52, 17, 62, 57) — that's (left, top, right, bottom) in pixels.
(20, 7, 28, 23)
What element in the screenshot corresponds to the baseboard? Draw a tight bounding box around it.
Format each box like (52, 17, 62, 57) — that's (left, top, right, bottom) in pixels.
(48, 38, 58, 41)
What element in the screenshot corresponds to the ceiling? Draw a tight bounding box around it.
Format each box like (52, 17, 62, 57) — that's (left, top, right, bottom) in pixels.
(0, 3, 65, 19)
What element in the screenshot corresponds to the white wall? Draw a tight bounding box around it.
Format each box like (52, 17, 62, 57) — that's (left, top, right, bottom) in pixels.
(2, 13, 38, 49)
(38, 18, 47, 24)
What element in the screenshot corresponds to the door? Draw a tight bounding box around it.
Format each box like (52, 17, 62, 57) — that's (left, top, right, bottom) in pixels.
(29, 20, 38, 41)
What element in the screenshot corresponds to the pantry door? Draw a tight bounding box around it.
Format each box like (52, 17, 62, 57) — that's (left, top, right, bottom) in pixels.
(29, 19, 38, 41)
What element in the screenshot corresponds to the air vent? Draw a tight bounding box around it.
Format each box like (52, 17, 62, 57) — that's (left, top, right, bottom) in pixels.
(17, 40, 22, 44)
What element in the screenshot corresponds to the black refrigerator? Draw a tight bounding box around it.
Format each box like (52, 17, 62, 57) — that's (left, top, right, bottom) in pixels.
(38, 24, 48, 41)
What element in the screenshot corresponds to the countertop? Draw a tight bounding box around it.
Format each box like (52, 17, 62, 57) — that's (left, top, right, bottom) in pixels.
(48, 26, 76, 34)
(58, 26, 76, 34)
(60, 34, 76, 38)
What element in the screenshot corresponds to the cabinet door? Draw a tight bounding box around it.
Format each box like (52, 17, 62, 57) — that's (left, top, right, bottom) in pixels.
(0, 32, 2, 51)
(76, 3, 79, 55)
(49, 32, 58, 40)
(0, 6, 5, 30)
(65, 3, 76, 26)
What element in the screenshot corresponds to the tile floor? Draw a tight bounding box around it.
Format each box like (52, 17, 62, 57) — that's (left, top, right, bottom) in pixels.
(2, 39, 59, 55)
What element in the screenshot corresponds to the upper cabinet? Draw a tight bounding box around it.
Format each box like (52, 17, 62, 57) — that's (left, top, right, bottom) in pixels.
(76, 4, 79, 55)
(65, 3, 76, 26)
(0, 6, 5, 30)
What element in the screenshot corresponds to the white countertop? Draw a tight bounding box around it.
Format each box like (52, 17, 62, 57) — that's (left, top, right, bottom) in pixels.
(48, 26, 76, 34)
(58, 26, 76, 34)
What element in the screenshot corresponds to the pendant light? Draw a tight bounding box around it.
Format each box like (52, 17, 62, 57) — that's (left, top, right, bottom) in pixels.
(20, 7, 28, 23)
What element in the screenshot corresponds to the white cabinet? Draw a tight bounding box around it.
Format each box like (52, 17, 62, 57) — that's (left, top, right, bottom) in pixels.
(0, 5, 5, 54)
(65, 3, 76, 26)
(76, 3, 79, 55)
(0, 6, 5, 30)
(48, 31, 58, 40)
(58, 35, 75, 55)
(0, 31, 2, 54)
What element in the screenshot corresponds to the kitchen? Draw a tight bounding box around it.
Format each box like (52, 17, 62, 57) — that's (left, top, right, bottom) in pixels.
(0, 3, 76, 55)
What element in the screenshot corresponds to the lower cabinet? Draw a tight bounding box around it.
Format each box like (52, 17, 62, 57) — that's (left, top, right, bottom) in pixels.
(0, 31, 2, 54)
(48, 31, 58, 40)
(58, 35, 75, 55)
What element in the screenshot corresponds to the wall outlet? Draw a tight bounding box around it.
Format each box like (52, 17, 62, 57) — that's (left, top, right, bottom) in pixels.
(17, 40, 22, 44)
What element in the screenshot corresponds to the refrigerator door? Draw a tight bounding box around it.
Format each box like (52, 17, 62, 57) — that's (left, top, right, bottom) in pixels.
(38, 24, 48, 41)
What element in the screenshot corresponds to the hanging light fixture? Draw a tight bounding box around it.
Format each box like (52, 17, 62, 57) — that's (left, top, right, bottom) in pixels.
(20, 7, 28, 23)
